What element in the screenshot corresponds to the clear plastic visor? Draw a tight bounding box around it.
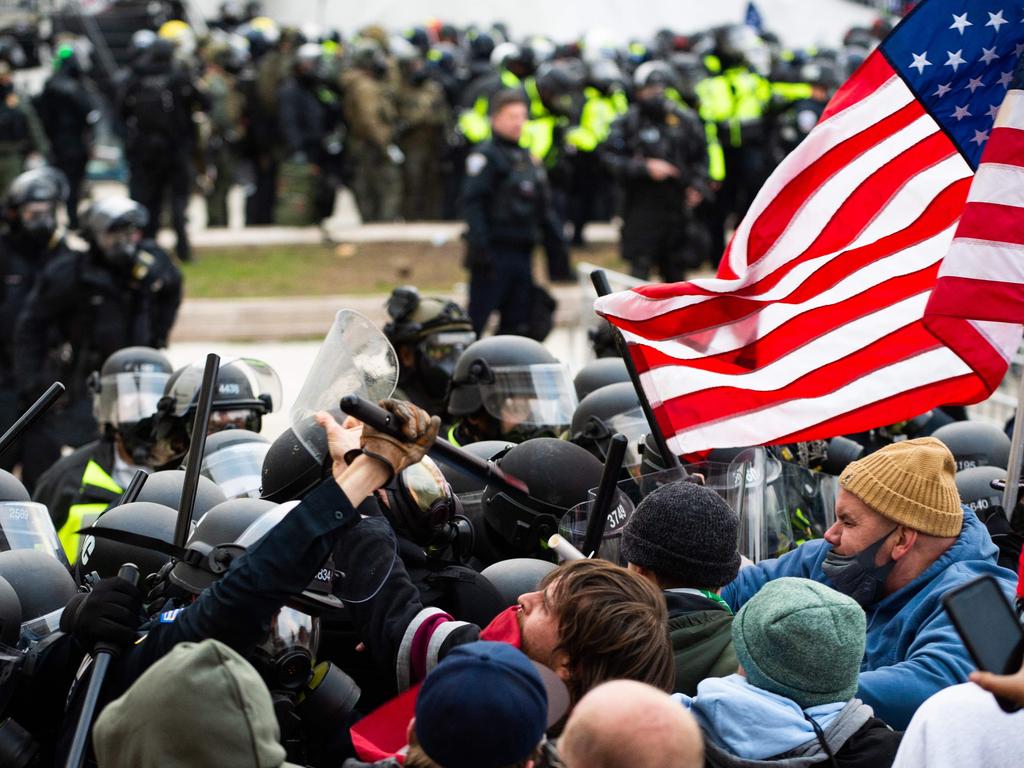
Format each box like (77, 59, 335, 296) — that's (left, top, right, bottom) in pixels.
(0, 502, 70, 567)
(201, 442, 270, 500)
(95, 372, 169, 426)
(479, 364, 578, 428)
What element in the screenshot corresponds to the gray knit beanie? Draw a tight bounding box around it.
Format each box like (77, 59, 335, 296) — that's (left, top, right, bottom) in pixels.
(621, 481, 741, 588)
(732, 577, 867, 709)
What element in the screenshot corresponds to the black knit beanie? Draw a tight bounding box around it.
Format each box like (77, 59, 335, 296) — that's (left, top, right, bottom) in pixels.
(621, 481, 741, 588)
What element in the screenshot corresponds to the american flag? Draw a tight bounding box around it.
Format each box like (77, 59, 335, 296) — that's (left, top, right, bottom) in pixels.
(595, 0, 1024, 456)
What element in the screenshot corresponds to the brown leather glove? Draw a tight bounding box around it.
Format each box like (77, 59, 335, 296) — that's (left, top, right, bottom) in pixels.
(359, 399, 440, 481)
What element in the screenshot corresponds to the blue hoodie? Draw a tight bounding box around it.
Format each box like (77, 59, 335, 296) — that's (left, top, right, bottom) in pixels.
(723, 510, 1016, 730)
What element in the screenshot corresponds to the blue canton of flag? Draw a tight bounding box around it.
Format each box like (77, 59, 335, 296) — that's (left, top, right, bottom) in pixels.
(745, 1, 765, 33)
(882, 0, 1024, 167)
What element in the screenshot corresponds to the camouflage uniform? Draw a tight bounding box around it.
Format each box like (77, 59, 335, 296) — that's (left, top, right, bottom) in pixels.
(200, 66, 245, 227)
(396, 77, 448, 220)
(341, 68, 402, 222)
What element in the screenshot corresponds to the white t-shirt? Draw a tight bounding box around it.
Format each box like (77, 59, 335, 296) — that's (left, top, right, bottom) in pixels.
(893, 682, 1024, 768)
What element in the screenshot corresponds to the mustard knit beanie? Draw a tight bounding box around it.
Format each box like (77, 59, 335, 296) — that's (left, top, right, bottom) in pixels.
(839, 437, 963, 538)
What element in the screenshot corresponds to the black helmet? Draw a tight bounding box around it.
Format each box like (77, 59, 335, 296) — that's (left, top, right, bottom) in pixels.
(668, 51, 707, 101)
(169, 498, 276, 594)
(0, 472, 29, 503)
(534, 60, 583, 115)
(79, 501, 179, 581)
(433, 440, 515, 498)
(482, 438, 607, 557)
(480, 558, 557, 607)
(570, 382, 646, 466)
(467, 29, 495, 62)
(135, 470, 228, 520)
(0, 549, 76, 628)
(588, 59, 626, 95)
(447, 336, 577, 440)
(932, 421, 1011, 471)
(89, 347, 173, 464)
(81, 196, 148, 241)
(0, 576, 20, 646)
(162, 357, 281, 434)
(573, 357, 629, 401)
(633, 60, 679, 91)
(385, 287, 476, 401)
(955, 466, 1006, 524)
(5, 166, 69, 209)
(260, 411, 338, 503)
(80, 197, 148, 271)
(183, 429, 270, 500)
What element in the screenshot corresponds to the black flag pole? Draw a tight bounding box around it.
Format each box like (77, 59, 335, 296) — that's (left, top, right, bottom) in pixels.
(0, 382, 65, 459)
(590, 269, 682, 469)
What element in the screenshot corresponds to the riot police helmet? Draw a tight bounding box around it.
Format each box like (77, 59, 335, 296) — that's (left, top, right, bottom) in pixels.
(168, 497, 276, 594)
(955, 466, 1007, 523)
(5, 166, 69, 209)
(0, 471, 29, 503)
(385, 287, 476, 401)
(81, 197, 149, 271)
(90, 347, 173, 463)
(932, 421, 1012, 471)
(467, 29, 495, 62)
(588, 59, 627, 95)
(482, 438, 607, 557)
(135, 470, 227, 520)
(131, 29, 158, 55)
(78, 501, 180, 581)
(161, 357, 282, 439)
(260, 409, 341, 503)
(570, 382, 647, 466)
(294, 41, 322, 72)
(534, 60, 584, 115)
(573, 357, 630, 401)
(0, 576, 20, 646)
(447, 336, 578, 440)
(185, 429, 270, 500)
(0, 549, 76, 639)
(633, 60, 679, 92)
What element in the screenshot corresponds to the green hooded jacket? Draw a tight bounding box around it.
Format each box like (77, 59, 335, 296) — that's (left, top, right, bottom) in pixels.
(666, 590, 739, 696)
(93, 639, 302, 768)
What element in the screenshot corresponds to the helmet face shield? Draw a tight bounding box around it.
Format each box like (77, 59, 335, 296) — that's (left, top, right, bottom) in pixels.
(479, 363, 578, 430)
(95, 371, 170, 428)
(168, 357, 282, 418)
(20, 606, 63, 649)
(558, 488, 636, 564)
(254, 606, 320, 691)
(0, 502, 69, 567)
(606, 407, 651, 470)
(201, 441, 270, 500)
(419, 330, 476, 376)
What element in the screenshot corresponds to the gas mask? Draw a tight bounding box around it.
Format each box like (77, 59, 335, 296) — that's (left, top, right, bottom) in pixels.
(821, 526, 898, 607)
(414, 330, 476, 401)
(98, 228, 140, 272)
(18, 212, 55, 247)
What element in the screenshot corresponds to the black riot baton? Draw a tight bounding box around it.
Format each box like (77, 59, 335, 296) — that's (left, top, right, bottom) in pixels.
(582, 433, 629, 558)
(65, 562, 140, 768)
(174, 354, 220, 548)
(590, 270, 682, 470)
(339, 395, 530, 495)
(0, 382, 64, 459)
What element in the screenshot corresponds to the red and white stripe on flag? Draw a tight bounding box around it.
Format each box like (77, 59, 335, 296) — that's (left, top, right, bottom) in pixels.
(595, 52, 1021, 456)
(923, 85, 1024, 393)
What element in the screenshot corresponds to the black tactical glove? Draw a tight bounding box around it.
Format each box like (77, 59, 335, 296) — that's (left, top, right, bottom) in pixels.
(60, 577, 144, 654)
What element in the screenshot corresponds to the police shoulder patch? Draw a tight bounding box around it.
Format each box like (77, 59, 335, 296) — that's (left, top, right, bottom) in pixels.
(466, 152, 488, 176)
(159, 608, 185, 624)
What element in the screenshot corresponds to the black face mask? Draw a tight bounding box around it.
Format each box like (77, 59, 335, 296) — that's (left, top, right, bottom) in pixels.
(821, 526, 898, 607)
(639, 94, 668, 118)
(20, 215, 55, 246)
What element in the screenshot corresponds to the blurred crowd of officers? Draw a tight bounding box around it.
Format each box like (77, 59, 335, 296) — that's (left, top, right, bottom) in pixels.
(0, 6, 893, 276)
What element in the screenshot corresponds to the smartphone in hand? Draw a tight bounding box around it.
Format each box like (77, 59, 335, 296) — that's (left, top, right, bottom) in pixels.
(943, 575, 1024, 713)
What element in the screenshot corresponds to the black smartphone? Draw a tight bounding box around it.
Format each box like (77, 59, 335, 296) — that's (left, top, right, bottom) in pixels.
(943, 575, 1024, 713)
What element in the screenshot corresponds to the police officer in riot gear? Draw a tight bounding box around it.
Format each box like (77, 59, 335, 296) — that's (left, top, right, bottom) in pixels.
(601, 61, 709, 282)
(32, 346, 173, 564)
(384, 286, 477, 419)
(461, 89, 566, 336)
(445, 335, 578, 446)
(152, 357, 281, 468)
(0, 167, 72, 478)
(14, 198, 181, 489)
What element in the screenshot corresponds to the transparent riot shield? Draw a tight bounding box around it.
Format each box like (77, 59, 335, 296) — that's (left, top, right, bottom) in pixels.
(290, 310, 398, 464)
(557, 484, 637, 564)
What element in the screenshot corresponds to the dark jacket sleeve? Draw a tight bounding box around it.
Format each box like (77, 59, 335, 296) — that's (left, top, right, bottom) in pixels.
(460, 146, 501, 251)
(599, 114, 648, 181)
(333, 517, 481, 690)
(13, 255, 77, 396)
